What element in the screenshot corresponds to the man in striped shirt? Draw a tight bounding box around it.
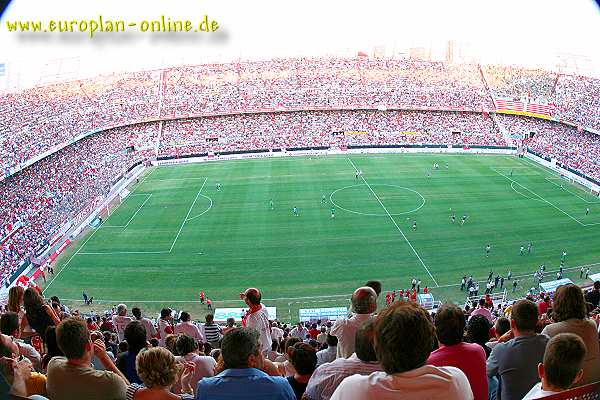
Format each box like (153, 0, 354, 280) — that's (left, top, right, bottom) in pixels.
(203, 314, 223, 348)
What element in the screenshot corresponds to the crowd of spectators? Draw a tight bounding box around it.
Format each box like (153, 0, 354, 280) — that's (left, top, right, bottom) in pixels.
(0, 71, 160, 172)
(493, 114, 600, 181)
(4, 281, 600, 399)
(161, 59, 493, 118)
(13, 57, 600, 174)
(159, 110, 507, 157)
(483, 65, 557, 102)
(553, 74, 600, 132)
(0, 123, 156, 284)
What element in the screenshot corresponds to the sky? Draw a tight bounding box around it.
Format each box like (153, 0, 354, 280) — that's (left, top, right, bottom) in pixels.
(1, 0, 600, 88)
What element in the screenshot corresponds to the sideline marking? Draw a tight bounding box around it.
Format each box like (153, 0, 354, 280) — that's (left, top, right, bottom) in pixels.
(545, 177, 600, 204)
(44, 175, 211, 292)
(44, 168, 157, 293)
(491, 167, 599, 226)
(53, 262, 600, 304)
(347, 158, 439, 286)
(101, 194, 152, 228)
(510, 182, 544, 202)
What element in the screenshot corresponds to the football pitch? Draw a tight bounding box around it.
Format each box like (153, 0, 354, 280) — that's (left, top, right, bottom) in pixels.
(43, 154, 600, 321)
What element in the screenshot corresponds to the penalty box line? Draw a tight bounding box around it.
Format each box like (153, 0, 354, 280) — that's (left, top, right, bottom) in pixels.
(101, 194, 153, 229)
(44, 168, 159, 293)
(491, 167, 588, 227)
(45, 177, 208, 293)
(346, 158, 439, 287)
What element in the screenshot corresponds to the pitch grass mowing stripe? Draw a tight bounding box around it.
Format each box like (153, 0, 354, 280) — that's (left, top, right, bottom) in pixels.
(347, 157, 439, 286)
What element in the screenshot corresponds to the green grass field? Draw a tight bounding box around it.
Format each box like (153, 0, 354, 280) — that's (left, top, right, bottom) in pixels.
(42, 154, 600, 322)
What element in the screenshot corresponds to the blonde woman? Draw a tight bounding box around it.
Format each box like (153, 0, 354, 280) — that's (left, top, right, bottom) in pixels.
(127, 347, 195, 400)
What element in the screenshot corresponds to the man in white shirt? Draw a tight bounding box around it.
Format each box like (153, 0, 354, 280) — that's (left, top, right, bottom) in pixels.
(523, 333, 586, 399)
(111, 304, 132, 342)
(290, 322, 309, 340)
(330, 286, 377, 358)
(331, 301, 472, 400)
(315, 334, 338, 367)
(131, 307, 157, 341)
(241, 287, 272, 353)
(306, 319, 381, 400)
(270, 320, 284, 343)
(174, 311, 204, 343)
(173, 334, 216, 393)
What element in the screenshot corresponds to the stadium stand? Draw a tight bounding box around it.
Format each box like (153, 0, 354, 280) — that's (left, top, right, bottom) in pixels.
(1, 58, 600, 398)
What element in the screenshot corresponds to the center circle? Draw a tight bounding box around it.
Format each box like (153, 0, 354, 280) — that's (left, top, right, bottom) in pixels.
(330, 184, 425, 217)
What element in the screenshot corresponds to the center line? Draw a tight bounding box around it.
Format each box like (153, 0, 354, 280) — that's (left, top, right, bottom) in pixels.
(347, 158, 439, 287)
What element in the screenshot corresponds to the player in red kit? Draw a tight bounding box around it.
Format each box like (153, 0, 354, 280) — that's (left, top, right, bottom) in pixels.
(199, 291, 205, 304)
(385, 292, 391, 306)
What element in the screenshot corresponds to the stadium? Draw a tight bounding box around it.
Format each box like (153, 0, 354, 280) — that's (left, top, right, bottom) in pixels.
(2, 1, 600, 399)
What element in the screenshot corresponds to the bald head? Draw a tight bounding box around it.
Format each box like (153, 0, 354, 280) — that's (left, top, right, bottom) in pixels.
(241, 288, 262, 306)
(352, 287, 377, 314)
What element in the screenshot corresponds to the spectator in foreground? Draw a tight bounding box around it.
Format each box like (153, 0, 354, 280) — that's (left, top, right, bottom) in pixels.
(158, 308, 174, 347)
(41, 327, 63, 373)
(112, 304, 133, 342)
(173, 334, 216, 393)
(585, 281, 600, 307)
(203, 314, 222, 349)
(331, 301, 472, 400)
(275, 337, 302, 377)
(330, 286, 377, 359)
(128, 346, 196, 399)
(523, 333, 586, 399)
(290, 322, 309, 340)
(46, 317, 128, 400)
(0, 312, 42, 371)
(465, 314, 492, 358)
(487, 299, 549, 400)
(22, 288, 60, 342)
(315, 334, 337, 366)
(486, 317, 510, 350)
(116, 320, 147, 384)
(428, 303, 487, 400)
(196, 327, 295, 400)
(541, 283, 600, 385)
(470, 298, 493, 323)
(364, 280, 382, 298)
(132, 307, 157, 341)
(223, 318, 237, 336)
(305, 319, 381, 400)
(175, 312, 204, 344)
(240, 288, 272, 354)
(286, 342, 317, 399)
